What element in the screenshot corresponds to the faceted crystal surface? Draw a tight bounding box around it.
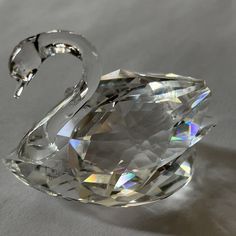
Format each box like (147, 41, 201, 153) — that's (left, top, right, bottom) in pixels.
(4, 70, 212, 207)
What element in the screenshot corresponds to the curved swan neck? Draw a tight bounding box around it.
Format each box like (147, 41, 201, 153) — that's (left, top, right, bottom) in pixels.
(9, 30, 101, 99)
(9, 30, 102, 157)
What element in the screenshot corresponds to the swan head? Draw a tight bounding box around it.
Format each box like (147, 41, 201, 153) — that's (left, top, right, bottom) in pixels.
(9, 35, 41, 98)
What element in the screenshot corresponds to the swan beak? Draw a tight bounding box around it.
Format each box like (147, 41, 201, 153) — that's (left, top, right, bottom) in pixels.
(14, 81, 27, 99)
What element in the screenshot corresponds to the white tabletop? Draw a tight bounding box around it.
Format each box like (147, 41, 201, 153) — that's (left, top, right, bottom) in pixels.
(0, 1, 235, 235)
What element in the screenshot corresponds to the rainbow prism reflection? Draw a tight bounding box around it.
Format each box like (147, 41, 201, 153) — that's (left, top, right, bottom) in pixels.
(171, 121, 200, 143)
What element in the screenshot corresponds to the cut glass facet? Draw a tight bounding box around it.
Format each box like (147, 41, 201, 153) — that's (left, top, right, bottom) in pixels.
(4, 69, 212, 207)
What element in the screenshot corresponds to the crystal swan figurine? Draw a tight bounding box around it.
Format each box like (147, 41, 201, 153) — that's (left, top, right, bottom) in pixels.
(4, 30, 213, 207)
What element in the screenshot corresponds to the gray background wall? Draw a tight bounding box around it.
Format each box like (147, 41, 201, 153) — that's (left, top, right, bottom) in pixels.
(0, 1, 235, 235)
